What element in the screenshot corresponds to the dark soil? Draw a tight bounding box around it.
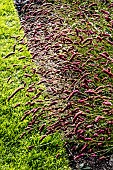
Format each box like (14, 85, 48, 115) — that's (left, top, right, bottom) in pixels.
(66, 143, 113, 170)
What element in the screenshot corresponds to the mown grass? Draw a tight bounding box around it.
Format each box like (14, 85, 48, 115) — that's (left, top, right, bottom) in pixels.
(0, 0, 70, 169)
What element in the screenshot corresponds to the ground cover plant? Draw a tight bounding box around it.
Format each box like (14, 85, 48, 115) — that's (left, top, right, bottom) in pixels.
(0, 0, 70, 169)
(13, 0, 113, 169)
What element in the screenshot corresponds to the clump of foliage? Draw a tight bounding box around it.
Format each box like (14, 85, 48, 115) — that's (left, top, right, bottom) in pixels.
(0, 0, 70, 169)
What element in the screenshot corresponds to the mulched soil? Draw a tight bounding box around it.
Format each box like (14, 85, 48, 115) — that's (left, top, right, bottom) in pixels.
(14, 1, 113, 169)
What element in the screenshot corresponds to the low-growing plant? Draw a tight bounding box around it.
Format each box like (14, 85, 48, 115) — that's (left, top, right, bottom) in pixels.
(15, 0, 113, 162)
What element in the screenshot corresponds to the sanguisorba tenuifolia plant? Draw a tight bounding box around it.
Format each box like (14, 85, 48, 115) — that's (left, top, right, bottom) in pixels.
(12, 0, 113, 160)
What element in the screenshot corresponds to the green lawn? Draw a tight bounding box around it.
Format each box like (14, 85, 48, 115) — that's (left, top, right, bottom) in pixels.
(0, 0, 70, 169)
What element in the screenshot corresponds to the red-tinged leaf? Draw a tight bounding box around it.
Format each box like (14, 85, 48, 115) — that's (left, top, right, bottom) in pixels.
(91, 153, 97, 157)
(14, 103, 20, 108)
(31, 108, 41, 113)
(63, 37, 73, 44)
(76, 129, 84, 134)
(107, 121, 113, 124)
(95, 116, 105, 123)
(86, 125, 93, 129)
(3, 52, 15, 58)
(97, 36, 103, 42)
(82, 38, 92, 44)
(101, 9, 110, 15)
(37, 80, 47, 85)
(27, 87, 35, 92)
(103, 101, 112, 106)
(88, 3, 97, 8)
(105, 16, 111, 22)
(39, 124, 45, 132)
(81, 144, 88, 152)
(93, 133, 99, 137)
(101, 33, 111, 37)
(78, 99, 86, 103)
(98, 142, 103, 146)
(21, 113, 30, 121)
(8, 86, 24, 101)
(48, 101, 57, 107)
(85, 89, 96, 94)
(99, 156, 106, 160)
(73, 111, 86, 123)
(79, 35, 84, 43)
(68, 90, 79, 100)
(56, 153, 60, 159)
(69, 53, 77, 62)
(109, 3, 113, 8)
(20, 132, 26, 139)
(107, 39, 113, 46)
(74, 154, 84, 160)
(40, 135, 47, 142)
(84, 138, 92, 141)
(28, 146, 34, 150)
(24, 74, 32, 78)
(74, 122, 83, 132)
(18, 56, 26, 60)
